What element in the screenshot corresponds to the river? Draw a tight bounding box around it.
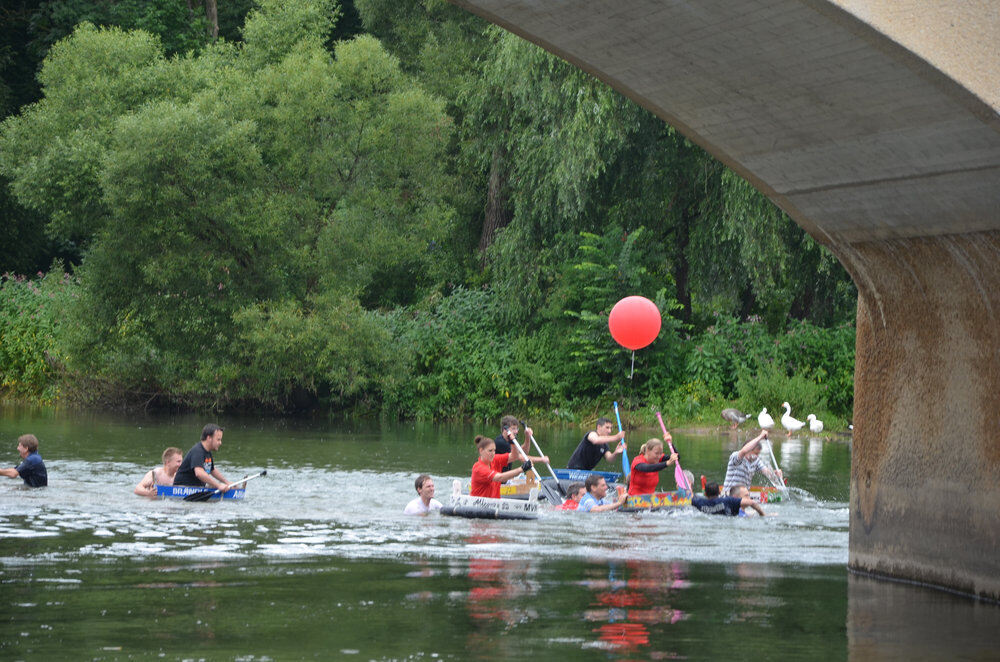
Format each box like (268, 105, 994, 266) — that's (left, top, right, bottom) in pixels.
(1, 407, 997, 660)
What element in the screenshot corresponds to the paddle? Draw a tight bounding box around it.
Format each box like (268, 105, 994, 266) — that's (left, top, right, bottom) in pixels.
(761, 439, 788, 493)
(656, 412, 692, 492)
(613, 401, 629, 478)
(183, 470, 268, 502)
(519, 419, 566, 503)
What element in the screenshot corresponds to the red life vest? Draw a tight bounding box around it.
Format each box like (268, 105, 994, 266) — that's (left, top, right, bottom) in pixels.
(628, 455, 661, 495)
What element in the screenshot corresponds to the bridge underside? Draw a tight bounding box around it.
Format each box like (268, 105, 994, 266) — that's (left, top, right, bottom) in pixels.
(450, 0, 1000, 599)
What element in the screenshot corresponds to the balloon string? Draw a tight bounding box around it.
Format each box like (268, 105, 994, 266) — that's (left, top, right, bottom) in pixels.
(629, 351, 635, 379)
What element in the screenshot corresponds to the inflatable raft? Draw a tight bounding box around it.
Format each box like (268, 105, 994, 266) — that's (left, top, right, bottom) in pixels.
(440, 480, 540, 520)
(156, 485, 246, 501)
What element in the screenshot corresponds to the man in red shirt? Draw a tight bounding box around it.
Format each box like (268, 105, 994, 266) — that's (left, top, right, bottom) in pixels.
(470, 435, 547, 498)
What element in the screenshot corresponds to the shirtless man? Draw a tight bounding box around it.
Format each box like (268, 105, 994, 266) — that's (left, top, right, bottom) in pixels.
(134, 447, 183, 497)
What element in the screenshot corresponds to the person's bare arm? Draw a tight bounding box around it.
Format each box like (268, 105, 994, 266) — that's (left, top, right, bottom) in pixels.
(134, 470, 156, 497)
(589, 430, 625, 445)
(194, 466, 227, 491)
(737, 431, 768, 459)
(741, 497, 767, 516)
(0, 467, 19, 479)
(491, 466, 528, 483)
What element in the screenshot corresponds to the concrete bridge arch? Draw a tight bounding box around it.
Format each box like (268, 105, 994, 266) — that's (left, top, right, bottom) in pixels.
(449, 0, 1000, 600)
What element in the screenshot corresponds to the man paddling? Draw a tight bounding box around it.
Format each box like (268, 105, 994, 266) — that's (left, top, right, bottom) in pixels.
(493, 415, 531, 472)
(134, 447, 183, 497)
(173, 424, 235, 493)
(723, 430, 782, 494)
(566, 417, 626, 471)
(0, 434, 48, 487)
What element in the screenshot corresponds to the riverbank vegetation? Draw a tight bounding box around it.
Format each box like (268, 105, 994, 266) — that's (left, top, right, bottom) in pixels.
(0, 0, 855, 427)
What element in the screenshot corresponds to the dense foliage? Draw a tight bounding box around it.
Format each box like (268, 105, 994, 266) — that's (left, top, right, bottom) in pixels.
(0, 0, 856, 426)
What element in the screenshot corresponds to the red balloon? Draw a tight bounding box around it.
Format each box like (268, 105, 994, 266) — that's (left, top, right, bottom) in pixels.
(608, 296, 661, 350)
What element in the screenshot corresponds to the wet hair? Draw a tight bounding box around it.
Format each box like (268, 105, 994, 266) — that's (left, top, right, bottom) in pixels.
(162, 447, 182, 462)
(704, 481, 721, 498)
(201, 424, 224, 440)
(749, 441, 762, 453)
(729, 485, 747, 497)
(566, 482, 585, 499)
(414, 474, 432, 492)
(584, 474, 606, 492)
(500, 415, 519, 431)
(17, 434, 38, 453)
(475, 435, 496, 451)
(596, 417, 613, 427)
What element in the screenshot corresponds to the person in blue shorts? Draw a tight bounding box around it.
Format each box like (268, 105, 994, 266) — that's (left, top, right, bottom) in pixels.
(691, 481, 765, 516)
(0, 434, 48, 487)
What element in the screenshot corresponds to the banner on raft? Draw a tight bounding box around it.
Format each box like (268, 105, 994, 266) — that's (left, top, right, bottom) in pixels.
(156, 485, 246, 500)
(552, 468, 622, 483)
(749, 486, 784, 504)
(621, 490, 692, 512)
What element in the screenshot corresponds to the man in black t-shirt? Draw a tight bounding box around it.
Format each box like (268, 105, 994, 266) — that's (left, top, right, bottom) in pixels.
(173, 424, 234, 492)
(493, 415, 530, 472)
(566, 417, 626, 471)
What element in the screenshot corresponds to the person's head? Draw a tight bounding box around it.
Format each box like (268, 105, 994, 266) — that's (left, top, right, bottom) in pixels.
(475, 435, 496, 461)
(201, 424, 224, 450)
(642, 439, 664, 462)
(729, 485, 749, 499)
(584, 474, 609, 499)
(704, 481, 720, 498)
(746, 441, 762, 461)
(566, 482, 585, 502)
(500, 415, 519, 440)
(596, 417, 614, 435)
(17, 434, 38, 458)
(162, 447, 183, 475)
(414, 474, 435, 501)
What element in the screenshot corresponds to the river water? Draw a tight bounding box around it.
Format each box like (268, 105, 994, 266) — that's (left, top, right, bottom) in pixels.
(1, 407, 998, 660)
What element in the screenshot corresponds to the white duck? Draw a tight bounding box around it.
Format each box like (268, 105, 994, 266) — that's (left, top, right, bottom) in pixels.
(806, 414, 824, 433)
(781, 402, 805, 437)
(757, 407, 775, 429)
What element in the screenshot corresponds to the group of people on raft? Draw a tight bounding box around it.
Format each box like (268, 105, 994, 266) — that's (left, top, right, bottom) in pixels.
(404, 414, 783, 517)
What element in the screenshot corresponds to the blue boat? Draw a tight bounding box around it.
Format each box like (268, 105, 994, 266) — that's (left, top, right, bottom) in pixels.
(156, 485, 246, 500)
(552, 468, 622, 483)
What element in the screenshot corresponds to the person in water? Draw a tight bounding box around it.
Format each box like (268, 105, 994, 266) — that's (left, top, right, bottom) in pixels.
(173, 424, 235, 492)
(470, 435, 547, 498)
(557, 482, 586, 511)
(404, 474, 443, 515)
(723, 430, 782, 494)
(627, 438, 679, 496)
(691, 481, 766, 516)
(0, 434, 48, 487)
(578, 475, 627, 512)
(566, 417, 626, 471)
(134, 447, 183, 497)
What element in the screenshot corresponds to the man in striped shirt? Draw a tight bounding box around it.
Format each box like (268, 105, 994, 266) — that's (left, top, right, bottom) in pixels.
(723, 430, 782, 493)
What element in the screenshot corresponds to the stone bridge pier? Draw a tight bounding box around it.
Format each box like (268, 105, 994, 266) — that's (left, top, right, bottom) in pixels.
(449, 0, 1000, 599)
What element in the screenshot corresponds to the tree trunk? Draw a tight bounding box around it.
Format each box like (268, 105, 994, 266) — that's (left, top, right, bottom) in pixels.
(204, 0, 219, 40)
(479, 146, 512, 264)
(673, 208, 692, 324)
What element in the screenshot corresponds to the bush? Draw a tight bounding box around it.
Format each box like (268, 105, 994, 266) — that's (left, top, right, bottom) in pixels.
(0, 267, 77, 402)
